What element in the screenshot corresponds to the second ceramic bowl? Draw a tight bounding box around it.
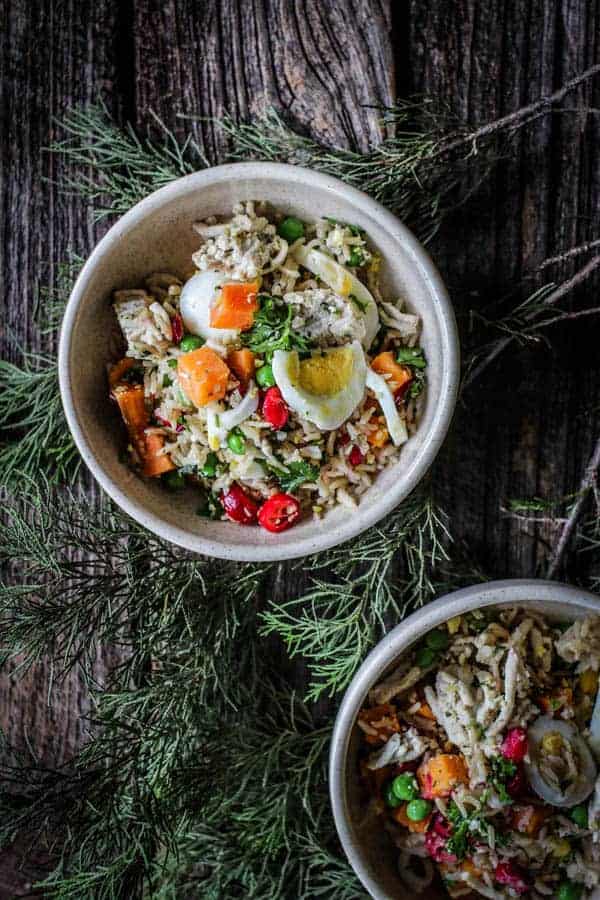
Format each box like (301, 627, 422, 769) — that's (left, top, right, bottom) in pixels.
(329, 579, 600, 899)
(59, 162, 459, 561)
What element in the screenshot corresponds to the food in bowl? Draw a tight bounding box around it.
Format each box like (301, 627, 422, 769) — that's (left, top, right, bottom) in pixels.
(108, 201, 427, 531)
(355, 608, 600, 898)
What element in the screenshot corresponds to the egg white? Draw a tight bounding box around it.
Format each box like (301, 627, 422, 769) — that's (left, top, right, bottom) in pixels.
(179, 271, 239, 346)
(272, 341, 367, 431)
(292, 245, 380, 350)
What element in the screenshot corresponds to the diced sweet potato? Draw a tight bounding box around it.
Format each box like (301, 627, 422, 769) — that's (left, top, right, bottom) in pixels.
(510, 804, 551, 837)
(112, 384, 175, 476)
(538, 684, 573, 716)
(418, 754, 469, 799)
(210, 281, 259, 330)
(392, 803, 431, 833)
(415, 702, 436, 721)
(357, 704, 401, 745)
(177, 346, 230, 406)
(142, 432, 175, 477)
(113, 383, 149, 435)
(371, 351, 413, 393)
(367, 417, 389, 448)
(227, 347, 256, 385)
(109, 357, 139, 388)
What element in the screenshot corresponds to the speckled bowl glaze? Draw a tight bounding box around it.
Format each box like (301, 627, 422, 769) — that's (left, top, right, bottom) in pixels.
(329, 579, 600, 900)
(59, 162, 459, 561)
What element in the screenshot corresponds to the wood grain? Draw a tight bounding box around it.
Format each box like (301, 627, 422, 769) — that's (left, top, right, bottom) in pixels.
(0, 1, 126, 895)
(2, 0, 600, 895)
(408, 0, 600, 583)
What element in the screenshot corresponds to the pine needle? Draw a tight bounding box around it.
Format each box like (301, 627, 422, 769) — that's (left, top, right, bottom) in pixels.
(0, 354, 79, 484)
(49, 103, 207, 220)
(261, 487, 450, 701)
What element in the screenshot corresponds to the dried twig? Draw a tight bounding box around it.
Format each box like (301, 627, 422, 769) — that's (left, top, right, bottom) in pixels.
(546, 434, 600, 578)
(464, 254, 600, 389)
(436, 64, 600, 158)
(538, 238, 600, 271)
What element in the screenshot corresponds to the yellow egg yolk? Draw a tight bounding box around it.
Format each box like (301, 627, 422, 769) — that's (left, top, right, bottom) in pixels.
(296, 347, 354, 396)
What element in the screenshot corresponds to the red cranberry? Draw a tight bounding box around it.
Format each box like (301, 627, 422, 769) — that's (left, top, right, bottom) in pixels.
(432, 813, 452, 839)
(424, 830, 457, 865)
(494, 860, 530, 894)
(262, 386, 289, 429)
(349, 446, 364, 466)
(171, 313, 184, 344)
(506, 764, 527, 799)
(501, 727, 528, 762)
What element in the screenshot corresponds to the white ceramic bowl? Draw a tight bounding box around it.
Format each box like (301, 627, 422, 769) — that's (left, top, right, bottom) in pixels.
(329, 579, 600, 899)
(59, 162, 459, 561)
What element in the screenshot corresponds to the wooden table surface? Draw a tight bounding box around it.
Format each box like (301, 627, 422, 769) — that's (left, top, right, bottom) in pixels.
(2, 1, 600, 895)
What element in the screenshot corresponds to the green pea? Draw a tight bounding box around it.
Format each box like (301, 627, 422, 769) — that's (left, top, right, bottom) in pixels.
(227, 428, 245, 455)
(425, 629, 450, 652)
(256, 363, 276, 388)
(163, 470, 185, 491)
(569, 805, 588, 828)
(416, 647, 437, 668)
(277, 216, 305, 243)
(348, 248, 364, 267)
(179, 334, 205, 352)
(383, 783, 402, 808)
(391, 774, 419, 802)
(200, 452, 218, 478)
(556, 881, 583, 900)
(406, 799, 432, 822)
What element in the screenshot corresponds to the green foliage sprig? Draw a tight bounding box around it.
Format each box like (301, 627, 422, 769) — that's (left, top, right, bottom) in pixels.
(262, 487, 450, 700)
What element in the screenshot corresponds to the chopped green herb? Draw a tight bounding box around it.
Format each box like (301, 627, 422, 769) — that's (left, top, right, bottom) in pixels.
(349, 294, 368, 313)
(162, 374, 173, 388)
(242, 294, 312, 361)
(396, 347, 427, 369)
(277, 460, 320, 493)
(348, 248, 364, 267)
(120, 365, 144, 384)
(167, 359, 178, 369)
(395, 347, 427, 400)
(490, 754, 516, 803)
(197, 492, 222, 520)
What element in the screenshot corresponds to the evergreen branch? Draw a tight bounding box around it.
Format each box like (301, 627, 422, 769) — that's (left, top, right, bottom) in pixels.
(1, 676, 361, 900)
(261, 487, 450, 701)
(0, 479, 268, 699)
(49, 104, 207, 220)
(0, 355, 79, 484)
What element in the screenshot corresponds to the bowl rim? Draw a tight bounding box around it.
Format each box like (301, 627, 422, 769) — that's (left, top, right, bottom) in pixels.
(58, 161, 460, 561)
(328, 578, 600, 900)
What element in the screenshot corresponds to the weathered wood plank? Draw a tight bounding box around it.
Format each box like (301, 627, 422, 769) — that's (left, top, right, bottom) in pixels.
(0, 0, 126, 895)
(408, 0, 600, 583)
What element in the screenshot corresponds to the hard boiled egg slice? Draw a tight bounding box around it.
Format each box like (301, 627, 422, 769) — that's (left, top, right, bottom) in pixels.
(179, 271, 239, 346)
(292, 245, 380, 350)
(366, 368, 408, 447)
(525, 716, 597, 807)
(272, 341, 367, 431)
